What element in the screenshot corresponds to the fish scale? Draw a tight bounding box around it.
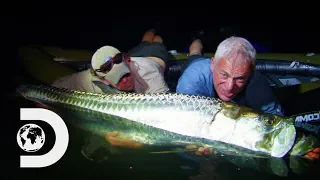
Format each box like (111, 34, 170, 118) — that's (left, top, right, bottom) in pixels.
(16, 84, 296, 158)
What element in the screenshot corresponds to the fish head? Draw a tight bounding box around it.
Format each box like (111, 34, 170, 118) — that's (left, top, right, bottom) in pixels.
(218, 102, 296, 158)
(255, 114, 296, 158)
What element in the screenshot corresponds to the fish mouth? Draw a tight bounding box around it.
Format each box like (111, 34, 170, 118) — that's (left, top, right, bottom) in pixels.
(270, 123, 296, 158)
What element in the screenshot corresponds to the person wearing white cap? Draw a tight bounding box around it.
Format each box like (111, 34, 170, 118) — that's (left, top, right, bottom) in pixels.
(90, 45, 170, 94)
(52, 42, 169, 94)
(51, 45, 123, 93)
(52, 30, 171, 162)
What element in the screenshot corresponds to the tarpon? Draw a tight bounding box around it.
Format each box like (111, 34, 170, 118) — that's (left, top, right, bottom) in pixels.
(16, 84, 297, 158)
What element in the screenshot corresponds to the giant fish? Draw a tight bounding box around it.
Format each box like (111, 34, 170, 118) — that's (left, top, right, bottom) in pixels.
(16, 84, 298, 159)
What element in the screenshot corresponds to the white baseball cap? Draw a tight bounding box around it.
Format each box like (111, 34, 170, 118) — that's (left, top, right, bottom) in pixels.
(91, 46, 130, 85)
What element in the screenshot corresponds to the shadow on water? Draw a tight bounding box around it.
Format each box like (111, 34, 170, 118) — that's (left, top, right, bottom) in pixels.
(9, 91, 320, 180)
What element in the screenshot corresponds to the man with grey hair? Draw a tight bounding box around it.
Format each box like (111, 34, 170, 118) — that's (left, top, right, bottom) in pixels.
(176, 36, 284, 116)
(177, 37, 320, 161)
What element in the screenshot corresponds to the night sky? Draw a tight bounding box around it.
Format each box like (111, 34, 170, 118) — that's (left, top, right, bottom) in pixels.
(5, 15, 320, 54)
(3, 15, 318, 93)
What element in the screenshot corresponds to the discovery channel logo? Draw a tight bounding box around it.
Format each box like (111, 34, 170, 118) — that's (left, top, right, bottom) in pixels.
(17, 108, 69, 168)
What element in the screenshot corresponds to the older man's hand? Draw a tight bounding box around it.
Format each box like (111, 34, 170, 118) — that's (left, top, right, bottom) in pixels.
(304, 148, 320, 160)
(104, 131, 143, 149)
(294, 132, 320, 161)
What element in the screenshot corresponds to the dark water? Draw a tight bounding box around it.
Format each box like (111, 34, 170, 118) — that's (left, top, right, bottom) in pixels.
(7, 91, 320, 180)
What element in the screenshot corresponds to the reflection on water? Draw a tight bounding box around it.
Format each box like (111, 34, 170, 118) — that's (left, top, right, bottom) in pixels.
(13, 99, 320, 180)
(33, 115, 320, 180)
(185, 154, 320, 180)
(14, 121, 320, 180)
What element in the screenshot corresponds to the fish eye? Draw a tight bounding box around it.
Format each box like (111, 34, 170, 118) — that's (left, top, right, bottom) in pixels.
(264, 115, 275, 126)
